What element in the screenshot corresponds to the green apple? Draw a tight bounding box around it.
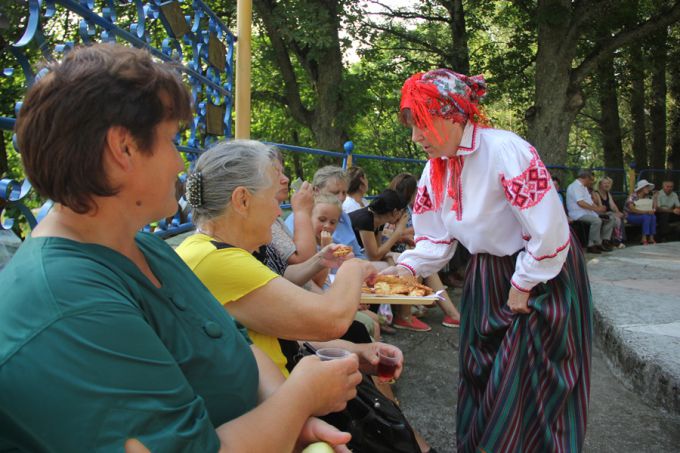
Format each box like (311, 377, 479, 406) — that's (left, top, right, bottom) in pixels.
(301, 441, 335, 453)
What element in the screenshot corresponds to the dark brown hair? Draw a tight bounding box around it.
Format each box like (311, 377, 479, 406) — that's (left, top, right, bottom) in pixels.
(346, 166, 366, 194)
(398, 108, 414, 127)
(388, 173, 418, 203)
(15, 43, 193, 213)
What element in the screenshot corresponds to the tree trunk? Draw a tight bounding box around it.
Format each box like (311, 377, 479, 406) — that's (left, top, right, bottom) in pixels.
(628, 39, 649, 172)
(292, 154, 304, 180)
(442, 0, 469, 73)
(668, 29, 680, 185)
(306, 0, 346, 152)
(527, 0, 680, 167)
(289, 130, 305, 180)
(649, 28, 668, 184)
(253, 0, 348, 152)
(526, 1, 582, 165)
(597, 54, 625, 191)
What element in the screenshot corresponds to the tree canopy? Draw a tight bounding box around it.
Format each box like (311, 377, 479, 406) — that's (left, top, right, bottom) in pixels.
(3, 0, 680, 195)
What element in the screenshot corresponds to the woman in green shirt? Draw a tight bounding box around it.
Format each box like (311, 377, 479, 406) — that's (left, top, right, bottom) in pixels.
(0, 43, 360, 452)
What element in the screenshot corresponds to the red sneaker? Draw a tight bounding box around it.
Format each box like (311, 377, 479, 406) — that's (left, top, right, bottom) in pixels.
(442, 316, 460, 328)
(393, 317, 432, 332)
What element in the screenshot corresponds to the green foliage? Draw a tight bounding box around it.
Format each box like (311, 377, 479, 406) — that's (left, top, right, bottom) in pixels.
(3, 0, 680, 200)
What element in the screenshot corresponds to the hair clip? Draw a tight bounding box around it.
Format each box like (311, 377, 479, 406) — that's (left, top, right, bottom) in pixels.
(186, 171, 203, 207)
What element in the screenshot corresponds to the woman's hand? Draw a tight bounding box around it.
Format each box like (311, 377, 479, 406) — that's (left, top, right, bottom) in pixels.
(380, 265, 414, 278)
(394, 212, 410, 233)
(507, 286, 531, 314)
(291, 181, 314, 216)
(352, 343, 404, 380)
(319, 244, 354, 268)
(341, 258, 378, 283)
(295, 418, 352, 453)
(289, 354, 361, 416)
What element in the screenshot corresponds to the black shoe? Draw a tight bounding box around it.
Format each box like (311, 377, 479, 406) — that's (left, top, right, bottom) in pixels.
(587, 245, 602, 254)
(600, 242, 613, 252)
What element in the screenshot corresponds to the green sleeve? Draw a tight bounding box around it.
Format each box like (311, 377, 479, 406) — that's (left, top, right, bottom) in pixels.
(0, 304, 221, 453)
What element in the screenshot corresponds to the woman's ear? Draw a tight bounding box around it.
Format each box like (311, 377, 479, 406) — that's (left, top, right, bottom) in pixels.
(231, 187, 250, 216)
(104, 126, 135, 173)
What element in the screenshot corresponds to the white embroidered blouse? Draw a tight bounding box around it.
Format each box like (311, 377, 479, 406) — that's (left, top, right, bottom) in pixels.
(397, 122, 570, 293)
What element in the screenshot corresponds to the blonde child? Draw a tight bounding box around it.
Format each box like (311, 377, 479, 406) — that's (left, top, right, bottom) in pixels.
(311, 194, 383, 340)
(310, 193, 343, 288)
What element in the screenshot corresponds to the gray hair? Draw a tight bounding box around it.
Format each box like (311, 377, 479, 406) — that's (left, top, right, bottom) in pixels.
(312, 166, 348, 190)
(188, 139, 276, 226)
(577, 169, 594, 179)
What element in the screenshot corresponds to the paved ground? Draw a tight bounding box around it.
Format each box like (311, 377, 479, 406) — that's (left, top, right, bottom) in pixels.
(388, 244, 680, 452)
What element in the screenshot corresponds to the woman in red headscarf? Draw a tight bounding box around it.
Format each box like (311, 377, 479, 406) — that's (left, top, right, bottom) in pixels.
(390, 69, 592, 452)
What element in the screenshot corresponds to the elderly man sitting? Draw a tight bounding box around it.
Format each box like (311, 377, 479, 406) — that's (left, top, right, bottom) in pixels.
(655, 180, 680, 241)
(566, 170, 615, 253)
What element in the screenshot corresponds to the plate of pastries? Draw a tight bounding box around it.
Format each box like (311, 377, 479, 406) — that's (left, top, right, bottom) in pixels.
(360, 275, 439, 305)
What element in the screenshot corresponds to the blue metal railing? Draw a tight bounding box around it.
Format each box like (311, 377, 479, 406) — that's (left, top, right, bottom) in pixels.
(267, 142, 662, 212)
(4, 127, 676, 238)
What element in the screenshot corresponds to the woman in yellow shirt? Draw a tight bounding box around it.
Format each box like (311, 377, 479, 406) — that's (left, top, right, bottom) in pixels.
(176, 140, 403, 378)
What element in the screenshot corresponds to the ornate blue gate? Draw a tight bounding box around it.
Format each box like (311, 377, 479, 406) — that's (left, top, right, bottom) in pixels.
(0, 0, 235, 237)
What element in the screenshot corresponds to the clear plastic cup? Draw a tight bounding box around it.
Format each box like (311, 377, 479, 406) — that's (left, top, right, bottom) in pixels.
(377, 350, 399, 382)
(315, 348, 351, 361)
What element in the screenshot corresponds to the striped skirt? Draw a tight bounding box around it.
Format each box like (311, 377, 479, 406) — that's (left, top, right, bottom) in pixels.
(457, 233, 592, 452)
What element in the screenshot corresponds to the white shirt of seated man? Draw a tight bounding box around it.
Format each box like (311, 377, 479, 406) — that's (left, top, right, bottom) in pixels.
(566, 178, 596, 220)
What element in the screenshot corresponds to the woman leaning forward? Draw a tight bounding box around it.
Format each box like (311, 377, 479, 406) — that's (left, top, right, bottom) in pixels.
(390, 69, 592, 452)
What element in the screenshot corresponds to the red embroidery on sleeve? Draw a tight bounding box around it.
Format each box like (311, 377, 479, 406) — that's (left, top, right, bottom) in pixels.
(413, 185, 434, 214)
(397, 263, 417, 276)
(527, 238, 570, 261)
(500, 147, 551, 210)
(511, 279, 531, 293)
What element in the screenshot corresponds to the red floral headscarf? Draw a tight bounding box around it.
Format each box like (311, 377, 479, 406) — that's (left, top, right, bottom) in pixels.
(400, 69, 487, 135)
(400, 69, 487, 212)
